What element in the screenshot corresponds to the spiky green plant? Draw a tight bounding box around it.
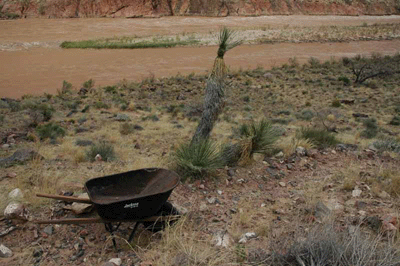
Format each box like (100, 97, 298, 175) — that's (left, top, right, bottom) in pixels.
(299, 127, 338, 148)
(191, 27, 241, 144)
(239, 119, 280, 155)
(174, 139, 224, 179)
(86, 141, 116, 162)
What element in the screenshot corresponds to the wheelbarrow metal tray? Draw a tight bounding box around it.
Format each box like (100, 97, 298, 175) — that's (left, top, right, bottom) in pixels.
(84, 168, 179, 220)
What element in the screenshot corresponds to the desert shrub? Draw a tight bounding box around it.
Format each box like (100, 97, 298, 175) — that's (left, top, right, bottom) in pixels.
(103, 86, 117, 94)
(36, 122, 66, 140)
(361, 118, 378, 139)
(331, 99, 341, 107)
(389, 116, 400, 126)
(342, 53, 400, 84)
(174, 139, 224, 179)
(299, 128, 338, 148)
(0, 115, 4, 122)
(94, 101, 110, 109)
(82, 79, 95, 89)
(308, 57, 320, 68)
(8, 101, 21, 112)
(373, 137, 400, 154)
(395, 105, 400, 114)
(267, 224, 400, 266)
(296, 109, 314, 121)
(119, 123, 135, 135)
(86, 141, 116, 162)
(338, 76, 351, 85)
(142, 114, 159, 121)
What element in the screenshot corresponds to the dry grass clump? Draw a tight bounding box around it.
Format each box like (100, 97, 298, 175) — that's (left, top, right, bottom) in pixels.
(140, 216, 233, 266)
(266, 224, 400, 266)
(279, 136, 316, 157)
(86, 141, 116, 162)
(298, 127, 339, 148)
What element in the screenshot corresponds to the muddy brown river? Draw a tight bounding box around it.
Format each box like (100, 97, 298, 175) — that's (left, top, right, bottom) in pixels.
(1, 16, 400, 98)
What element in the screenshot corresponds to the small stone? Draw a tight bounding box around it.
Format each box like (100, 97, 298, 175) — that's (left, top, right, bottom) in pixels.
(109, 258, 122, 266)
(199, 203, 207, 212)
(4, 203, 28, 220)
(0, 244, 13, 258)
(378, 191, 390, 199)
(237, 178, 245, 183)
(2, 144, 10, 149)
(227, 168, 235, 177)
(6, 172, 17, 178)
(134, 143, 141, 149)
(8, 188, 23, 201)
(296, 147, 306, 156)
(43, 225, 54, 235)
(352, 188, 362, 197)
(199, 184, 205, 189)
(355, 201, 367, 209)
(358, 210, 366, 216)
(314, 201, 331, 220)
(261, 203, 266, 207)
(65, 193, 93, 214)
(275, 151, 284, 158)
(279, 182, 286, 187)
(95, 154, 102, 161)
(286, 164, 293, 170)
(217, 190, 223, 195)
(206, 197, 217, 204)
(212, 231, 232, 248)
(238, 232, 257, 243)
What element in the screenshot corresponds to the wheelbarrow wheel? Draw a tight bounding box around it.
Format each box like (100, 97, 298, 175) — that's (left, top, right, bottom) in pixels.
(142, 201, 180, 232)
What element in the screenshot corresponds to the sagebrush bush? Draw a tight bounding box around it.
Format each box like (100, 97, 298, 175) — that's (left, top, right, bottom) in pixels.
(389, 116, 400, 126)
(265, 224, 400, 266)
(36, 122, 66, 140)
(86, 141, 116, 162)
(174, 139, 224, 179)
(373, 137, 400, 154)
(296, 109, 314, 121)
(299, 127, 338, 148)
(119, 123, 134, 135)
(361, 118, 378, 139)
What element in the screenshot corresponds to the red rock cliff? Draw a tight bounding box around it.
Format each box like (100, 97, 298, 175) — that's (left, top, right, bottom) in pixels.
(2, 0, 400, 18)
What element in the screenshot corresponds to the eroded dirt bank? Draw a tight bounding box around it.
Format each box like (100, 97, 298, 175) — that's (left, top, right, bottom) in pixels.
(1, 0, 400, 18)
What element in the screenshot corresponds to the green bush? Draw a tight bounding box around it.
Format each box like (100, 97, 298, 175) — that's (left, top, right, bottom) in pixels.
(119, 123, 134, 135)
(361, 118, 378, 139)
(338, 76, 351, 86)
(174, 139, 224, 179)
(299, 128, 338, 148)
(331, 99, 341, 108)
(94, 101, 110, 109)
(373, 137, 400, 154)
(36, 122, 66, 140)
(389, 116, 400, 126)
(86, 141, 116, 162)
(82, 79, 95, 89)
(296, 109, 314, 121)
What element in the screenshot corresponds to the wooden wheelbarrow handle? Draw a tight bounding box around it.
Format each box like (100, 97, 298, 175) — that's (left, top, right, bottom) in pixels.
(36, 193, 92, 204)
(34, 215, 181, 224)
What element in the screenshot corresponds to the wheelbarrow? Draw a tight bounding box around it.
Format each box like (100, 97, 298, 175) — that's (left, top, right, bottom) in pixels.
(34, 168, 181, 248)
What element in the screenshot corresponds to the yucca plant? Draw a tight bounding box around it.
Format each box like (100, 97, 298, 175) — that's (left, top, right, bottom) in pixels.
(191, 27, 241, 144)
(174, 139, 224, 179)
(239, 119, 280, 156)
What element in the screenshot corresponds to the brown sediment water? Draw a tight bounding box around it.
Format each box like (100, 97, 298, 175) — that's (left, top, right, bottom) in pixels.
(1, 16, 400, 98)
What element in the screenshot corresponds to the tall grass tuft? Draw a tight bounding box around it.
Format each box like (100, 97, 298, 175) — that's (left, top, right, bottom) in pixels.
(86, 141, 116, 162)
(36, 122, 66, 140)
(299, 127, 338, 148)
(174, 139, 224, 179)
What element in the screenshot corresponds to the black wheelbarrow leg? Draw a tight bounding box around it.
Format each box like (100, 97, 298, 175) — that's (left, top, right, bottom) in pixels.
(128, 222, 140, 243)
(104, 222, 121, 250)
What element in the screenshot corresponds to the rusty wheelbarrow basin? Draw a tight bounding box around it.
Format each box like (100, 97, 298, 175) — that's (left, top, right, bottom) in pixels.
(84, 168, 180, 220)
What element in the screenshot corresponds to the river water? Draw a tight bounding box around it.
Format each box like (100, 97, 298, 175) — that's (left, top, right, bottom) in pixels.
(1, 15, 400, 98)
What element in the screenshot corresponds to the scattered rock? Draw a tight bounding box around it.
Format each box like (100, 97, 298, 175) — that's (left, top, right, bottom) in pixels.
(352, 188, 362, 198)
(212, 231, 232, 248)
(43, 225, 54, 235)
(115, 113, 131, 121)
(238, 232, 257, 244)
(286, 164, 293, 170)
(1, 144, 10, 149)
(134, 143, 141, 149)
(0, 244, 13, 258)
(278, 182, 286, 187)
(365, 216, 382, 232)
(227, 168, 235, 177)
(296, 147, 306, 156)
(4, 203, 29, 220)
(6, 172, 17, 178)
(95, 154, 102, 161)
(314, 201, 331, 220)
(352, 113, 369, 118)
(382, 221, 397, 234)
(378, 190, 390, 199)
(355, 201, 367, 209)
(0, 149, 43, 168)
(275, 151, 284, 158)
(336, 143, 358, 152)
(8, 188, 23, 201)
(206, 197, 219, 204)
(133, 124, 144, 131)
(109, 258, 122, 266)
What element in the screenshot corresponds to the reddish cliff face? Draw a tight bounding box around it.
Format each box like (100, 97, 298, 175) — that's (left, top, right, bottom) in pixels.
(2, 0, 400, 18)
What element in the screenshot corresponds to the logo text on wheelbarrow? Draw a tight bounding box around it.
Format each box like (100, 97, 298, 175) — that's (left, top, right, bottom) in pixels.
(124, 202, 139, 208)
